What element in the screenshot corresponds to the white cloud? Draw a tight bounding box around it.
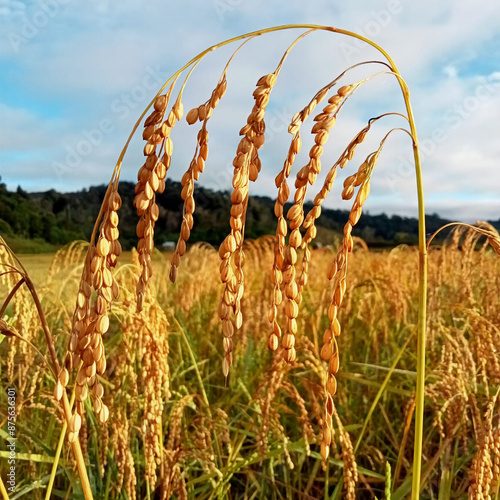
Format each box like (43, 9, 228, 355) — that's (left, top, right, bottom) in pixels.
(1, 0, 500, 222)
(443, 65, 458, 78)
(0, 0, 25, 18)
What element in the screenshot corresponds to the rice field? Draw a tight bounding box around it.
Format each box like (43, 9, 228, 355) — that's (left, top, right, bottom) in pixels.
(1, 230, 499, 499)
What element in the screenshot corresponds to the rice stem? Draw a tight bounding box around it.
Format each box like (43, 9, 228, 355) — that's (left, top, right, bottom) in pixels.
(45, 390, 76, 500)
(0, 475, 8, 500)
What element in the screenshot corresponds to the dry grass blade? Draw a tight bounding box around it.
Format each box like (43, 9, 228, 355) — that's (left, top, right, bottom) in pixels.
(427, 221, 500, 255)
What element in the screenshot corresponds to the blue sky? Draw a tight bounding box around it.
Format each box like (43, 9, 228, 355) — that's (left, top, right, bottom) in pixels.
(0, 0, 499, 220)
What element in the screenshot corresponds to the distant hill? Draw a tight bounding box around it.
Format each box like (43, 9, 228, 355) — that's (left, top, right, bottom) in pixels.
(0, 180, 496, 253)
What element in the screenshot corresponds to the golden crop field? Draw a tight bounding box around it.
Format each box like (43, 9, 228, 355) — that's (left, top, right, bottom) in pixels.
(1, 230, 499, 499)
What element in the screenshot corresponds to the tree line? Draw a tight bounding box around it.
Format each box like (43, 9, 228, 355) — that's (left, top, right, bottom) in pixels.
(1, 179, 493, 253)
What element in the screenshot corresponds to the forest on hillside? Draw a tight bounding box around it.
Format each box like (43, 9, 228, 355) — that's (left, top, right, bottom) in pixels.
(0, 179, 487, 252)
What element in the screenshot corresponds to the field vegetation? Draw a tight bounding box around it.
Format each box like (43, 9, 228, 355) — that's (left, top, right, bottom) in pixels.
(1, 232, 499, 498)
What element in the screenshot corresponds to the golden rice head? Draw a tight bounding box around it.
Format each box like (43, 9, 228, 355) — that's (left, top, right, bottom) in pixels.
(320, 153, 376, 460)
(282, 103, 370, 363)
(476, 221, 500, 256)
(301, 122, 371, 256)
(170, 78, 228, 283)
(185, 76, 227, 125)
(109, 407, 137, 500)
(255, 357, 287, 457)
(134, 157, 162, 311)
(140, 301, 170, 490)
(492, 427, 500, 494)
(65, 188, 122, 439)
(169, 130, 207, 282)
(3, 282, 39, 406)
(0, 245, 30, 386)
(47, 240, 89, 283)
(268, 133, 300, 352)
(468, 392, 499, 499)
(280, 93, 343, 363)
(268, 83, 336, 355)
(0, 240, 17, 288)
(333, 405, 358, 499)
(135, 90, 180, 307)
(218, 73, 277, 378)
